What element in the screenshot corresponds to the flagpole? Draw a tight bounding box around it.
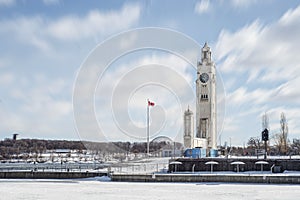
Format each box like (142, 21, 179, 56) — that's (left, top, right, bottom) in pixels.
(147, 99, 149, 157)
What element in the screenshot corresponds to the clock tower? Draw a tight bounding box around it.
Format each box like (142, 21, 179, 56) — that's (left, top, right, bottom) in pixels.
(195, 42, 217, 150)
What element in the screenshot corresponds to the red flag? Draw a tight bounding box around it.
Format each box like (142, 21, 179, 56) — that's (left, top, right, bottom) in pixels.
(148, 100, 155, 107)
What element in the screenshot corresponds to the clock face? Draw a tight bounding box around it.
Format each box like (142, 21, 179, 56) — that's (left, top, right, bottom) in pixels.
(200, 73, 209, 83)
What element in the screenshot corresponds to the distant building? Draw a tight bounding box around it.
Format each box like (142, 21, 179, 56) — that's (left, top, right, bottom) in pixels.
(151, 136, 184, 157)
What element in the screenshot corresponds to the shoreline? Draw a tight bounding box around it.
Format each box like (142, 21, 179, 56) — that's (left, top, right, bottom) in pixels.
(2, 170, 300, 185)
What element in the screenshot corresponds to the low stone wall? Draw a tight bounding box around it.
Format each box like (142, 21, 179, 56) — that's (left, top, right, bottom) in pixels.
(0, 171, 107, 179)
(169, 158, 300, 172)
(111, 173, 300, 184)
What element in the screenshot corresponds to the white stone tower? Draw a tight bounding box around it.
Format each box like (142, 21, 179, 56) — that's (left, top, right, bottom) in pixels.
(183, 107, 194, 148)
(195, 42, 217, 149)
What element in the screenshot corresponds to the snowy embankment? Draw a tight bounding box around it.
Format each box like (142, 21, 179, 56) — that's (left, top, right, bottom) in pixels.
(1, 179, 300, 200)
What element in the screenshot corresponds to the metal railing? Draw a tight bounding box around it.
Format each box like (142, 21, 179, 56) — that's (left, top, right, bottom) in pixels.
(110, 162, 169, 174)
(0, 162, 107, 172)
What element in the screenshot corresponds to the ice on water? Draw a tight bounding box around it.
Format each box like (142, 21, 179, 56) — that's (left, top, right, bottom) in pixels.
(1, 178, 300, 200)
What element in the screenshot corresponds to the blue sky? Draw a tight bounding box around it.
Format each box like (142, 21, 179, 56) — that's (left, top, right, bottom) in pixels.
(1, 0, 300, 146)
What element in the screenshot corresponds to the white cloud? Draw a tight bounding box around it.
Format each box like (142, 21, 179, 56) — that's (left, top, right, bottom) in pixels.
(0, 73, 14, 85)
(222, 116, 239, 132)
(215, 4, 300, 143)
(97, 54, 194, 104)
(0, 73, 74, 139)
(215, 20, 263, 64)
(0, 16, 51, 51)
(119, 32, 138, 51)
(195, 0, 211, 14)
(91, 53, 195, 142)
(215, 4, 300, 95)
(279, 5, 300, 26)
(47, 4, 141, 40)
(0, 0, 15, 7)
(11, 76, 72, 117)
(0, 3, 141, 52)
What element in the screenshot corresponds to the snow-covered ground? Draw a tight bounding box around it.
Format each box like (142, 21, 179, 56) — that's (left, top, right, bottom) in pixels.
(1, 178, 300, 200)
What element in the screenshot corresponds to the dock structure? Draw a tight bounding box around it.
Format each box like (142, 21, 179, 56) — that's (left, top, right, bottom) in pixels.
(111, 173, 300, 184)
(168, 158, 300, 173)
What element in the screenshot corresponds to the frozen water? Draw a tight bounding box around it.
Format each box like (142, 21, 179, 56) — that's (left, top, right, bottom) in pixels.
(1, 178, 300, 200)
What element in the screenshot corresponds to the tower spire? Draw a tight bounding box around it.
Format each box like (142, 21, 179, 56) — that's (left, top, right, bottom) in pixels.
(201, 42, 211, 63)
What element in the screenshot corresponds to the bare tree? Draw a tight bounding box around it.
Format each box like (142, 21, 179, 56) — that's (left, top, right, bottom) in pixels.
(262, 112, 269, 131)
(273, 132, 284, 154)
(273, 112, 289, 155)
(247, 137, 262, 149)
(280, 112, 289, 154)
